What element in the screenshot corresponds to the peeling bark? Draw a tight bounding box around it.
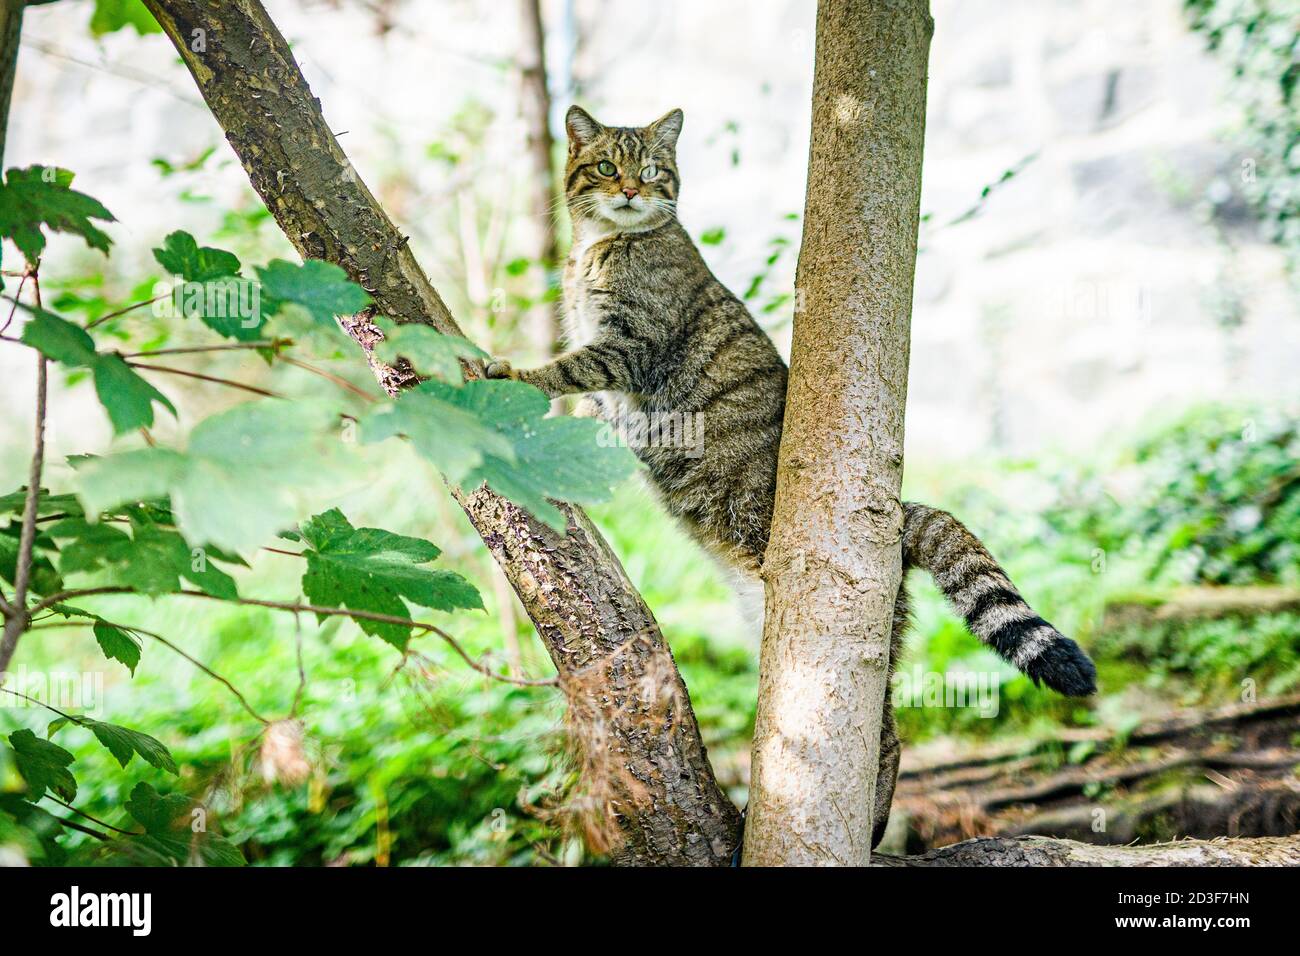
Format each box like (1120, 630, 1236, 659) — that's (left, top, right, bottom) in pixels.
(744, 0, 932, 866)
(142, 0, 740, 866)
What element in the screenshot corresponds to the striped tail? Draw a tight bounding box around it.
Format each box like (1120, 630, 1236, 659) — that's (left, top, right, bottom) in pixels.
(902, 502, 1097, 697)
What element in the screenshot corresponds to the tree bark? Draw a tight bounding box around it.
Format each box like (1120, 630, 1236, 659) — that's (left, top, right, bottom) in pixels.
(745, 0, 932, 866)
(0, 0, 23, 164)
(876, 833, 1300, 866)
(141, 0, 740, 866)
(515, 0, 561, 358)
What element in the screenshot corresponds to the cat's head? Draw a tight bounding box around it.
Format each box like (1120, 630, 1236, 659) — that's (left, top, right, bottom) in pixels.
(563, 106, 683, 230)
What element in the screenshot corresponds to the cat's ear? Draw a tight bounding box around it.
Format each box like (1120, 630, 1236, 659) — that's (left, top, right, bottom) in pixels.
(647, 108, 684, 150)
(566, 106, 603, 149)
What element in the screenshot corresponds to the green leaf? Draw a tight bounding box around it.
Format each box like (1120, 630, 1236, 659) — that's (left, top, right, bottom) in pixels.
(361, 381, 516, 486)
(172, 275, 270, 341)
(90, 0, 162, 36)
(0, 166, 114, 270)
(0, 488, 82, 519)
(84, 720, 178, 774)
(154, 233, 267, 341)
(256, 259, 371, 330)
(124, 781, 190, 832)
(92, 353, 177, 433)
(49, 515, 238, 599)
(93, 621, 142, 675)
(19, 307, 97, 366)
(373, 321, 487, 384)
(699, 227, 726, 245)
(70, 449, 184, 517)
(73, 401, 348, 554)
(297, 508, 482, 649)
(0, 521, 63, 596)
(0, 793, 67, 865)
(442, 379, 640, 530)
(8, 729, 76, 801)
(366, 379, 638, 529)
(152, 230, 241, 282)
(123, 782, 244, 867)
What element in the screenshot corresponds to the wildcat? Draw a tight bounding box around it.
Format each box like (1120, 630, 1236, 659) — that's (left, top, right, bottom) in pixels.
(486, 105, 1097, 845)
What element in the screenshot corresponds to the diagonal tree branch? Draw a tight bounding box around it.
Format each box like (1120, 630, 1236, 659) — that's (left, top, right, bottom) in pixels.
(140, 0, 740, 865)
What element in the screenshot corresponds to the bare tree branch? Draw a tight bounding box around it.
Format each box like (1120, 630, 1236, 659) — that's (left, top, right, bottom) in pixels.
(0, 283, 48, 673)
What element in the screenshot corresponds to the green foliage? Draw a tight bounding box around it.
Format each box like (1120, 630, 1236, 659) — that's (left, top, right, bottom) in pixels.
(374, 320, 487, 384)
(89, 0, 162, 36)
(363, 379, 639, 530)
(49, 510, 240, 599)
(294, 508, 483, 649)
(108, 782, 244, 867)
(1185, 0, 1300, 272)
(49, 718, 178, 775)
(9, 730, 77, 801)
(153, 230, 241, 282)
(0, 795, 66, 865)
(92, 621, 141, 675)
(73, 401, 348, 555)
(20, 307, 176, 433)
(255, 259, 371, 332)
(1045, 407, 1300, 586)
(1094, 613, 1300, 697)
(0, 166, 115, 277)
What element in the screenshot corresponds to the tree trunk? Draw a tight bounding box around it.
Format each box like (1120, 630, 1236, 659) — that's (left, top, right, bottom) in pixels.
(515, 0, 561, 358)
(0, 0, 24, 164)
(141, 0, 740, 866)
(744, 0, 932, 866)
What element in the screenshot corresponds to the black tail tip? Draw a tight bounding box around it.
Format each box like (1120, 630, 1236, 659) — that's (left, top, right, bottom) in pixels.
(1025, 636, 1098, 697)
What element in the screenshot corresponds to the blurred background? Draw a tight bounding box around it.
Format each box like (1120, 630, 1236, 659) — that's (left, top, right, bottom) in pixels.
(2, 0, 1297, 863)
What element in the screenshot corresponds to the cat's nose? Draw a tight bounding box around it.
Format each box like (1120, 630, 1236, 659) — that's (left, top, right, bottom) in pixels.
(621, 187, 638, 199)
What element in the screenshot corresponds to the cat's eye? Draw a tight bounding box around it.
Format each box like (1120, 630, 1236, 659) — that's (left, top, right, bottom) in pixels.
(596, 160, 617, 177)
(640, 164, 659, 182)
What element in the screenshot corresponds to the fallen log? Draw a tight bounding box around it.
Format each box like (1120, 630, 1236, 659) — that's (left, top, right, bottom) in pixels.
(876, 833, 1300, 866)
(889, 694, 1300, 851)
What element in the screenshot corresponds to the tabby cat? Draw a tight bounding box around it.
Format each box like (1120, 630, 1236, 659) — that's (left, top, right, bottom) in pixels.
(486, 106, 1097, 844)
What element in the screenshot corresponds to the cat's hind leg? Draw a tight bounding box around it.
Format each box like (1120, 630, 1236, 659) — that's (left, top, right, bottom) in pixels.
(872, 582, 910, 849)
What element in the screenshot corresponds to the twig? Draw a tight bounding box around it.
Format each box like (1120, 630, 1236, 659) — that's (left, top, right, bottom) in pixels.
(0, 274, 48, 674)
(21, 585, 558, 689)
(126, 361, 283, 398)
(0, 268, 29, 336)
(124, 339, 287, 358)
(30, 619, 270, 725)
(46, 795, 143, 837)
(85, 294, 165, 330)
(27, 586, 135, 616)
(262, 546, 304, 558)
(290, 618, 307, 718)
(0, 686, 83, 725)
(50, 815, 110, 841)
(178, 590, 559, 688)
(278, 355, 379, 402)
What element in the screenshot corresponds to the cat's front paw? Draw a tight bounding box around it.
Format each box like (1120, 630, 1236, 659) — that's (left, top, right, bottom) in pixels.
(484, 359, 518, 381)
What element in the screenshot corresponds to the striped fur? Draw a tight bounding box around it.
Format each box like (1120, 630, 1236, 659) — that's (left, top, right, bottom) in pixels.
(486, 107, 1096, 842)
